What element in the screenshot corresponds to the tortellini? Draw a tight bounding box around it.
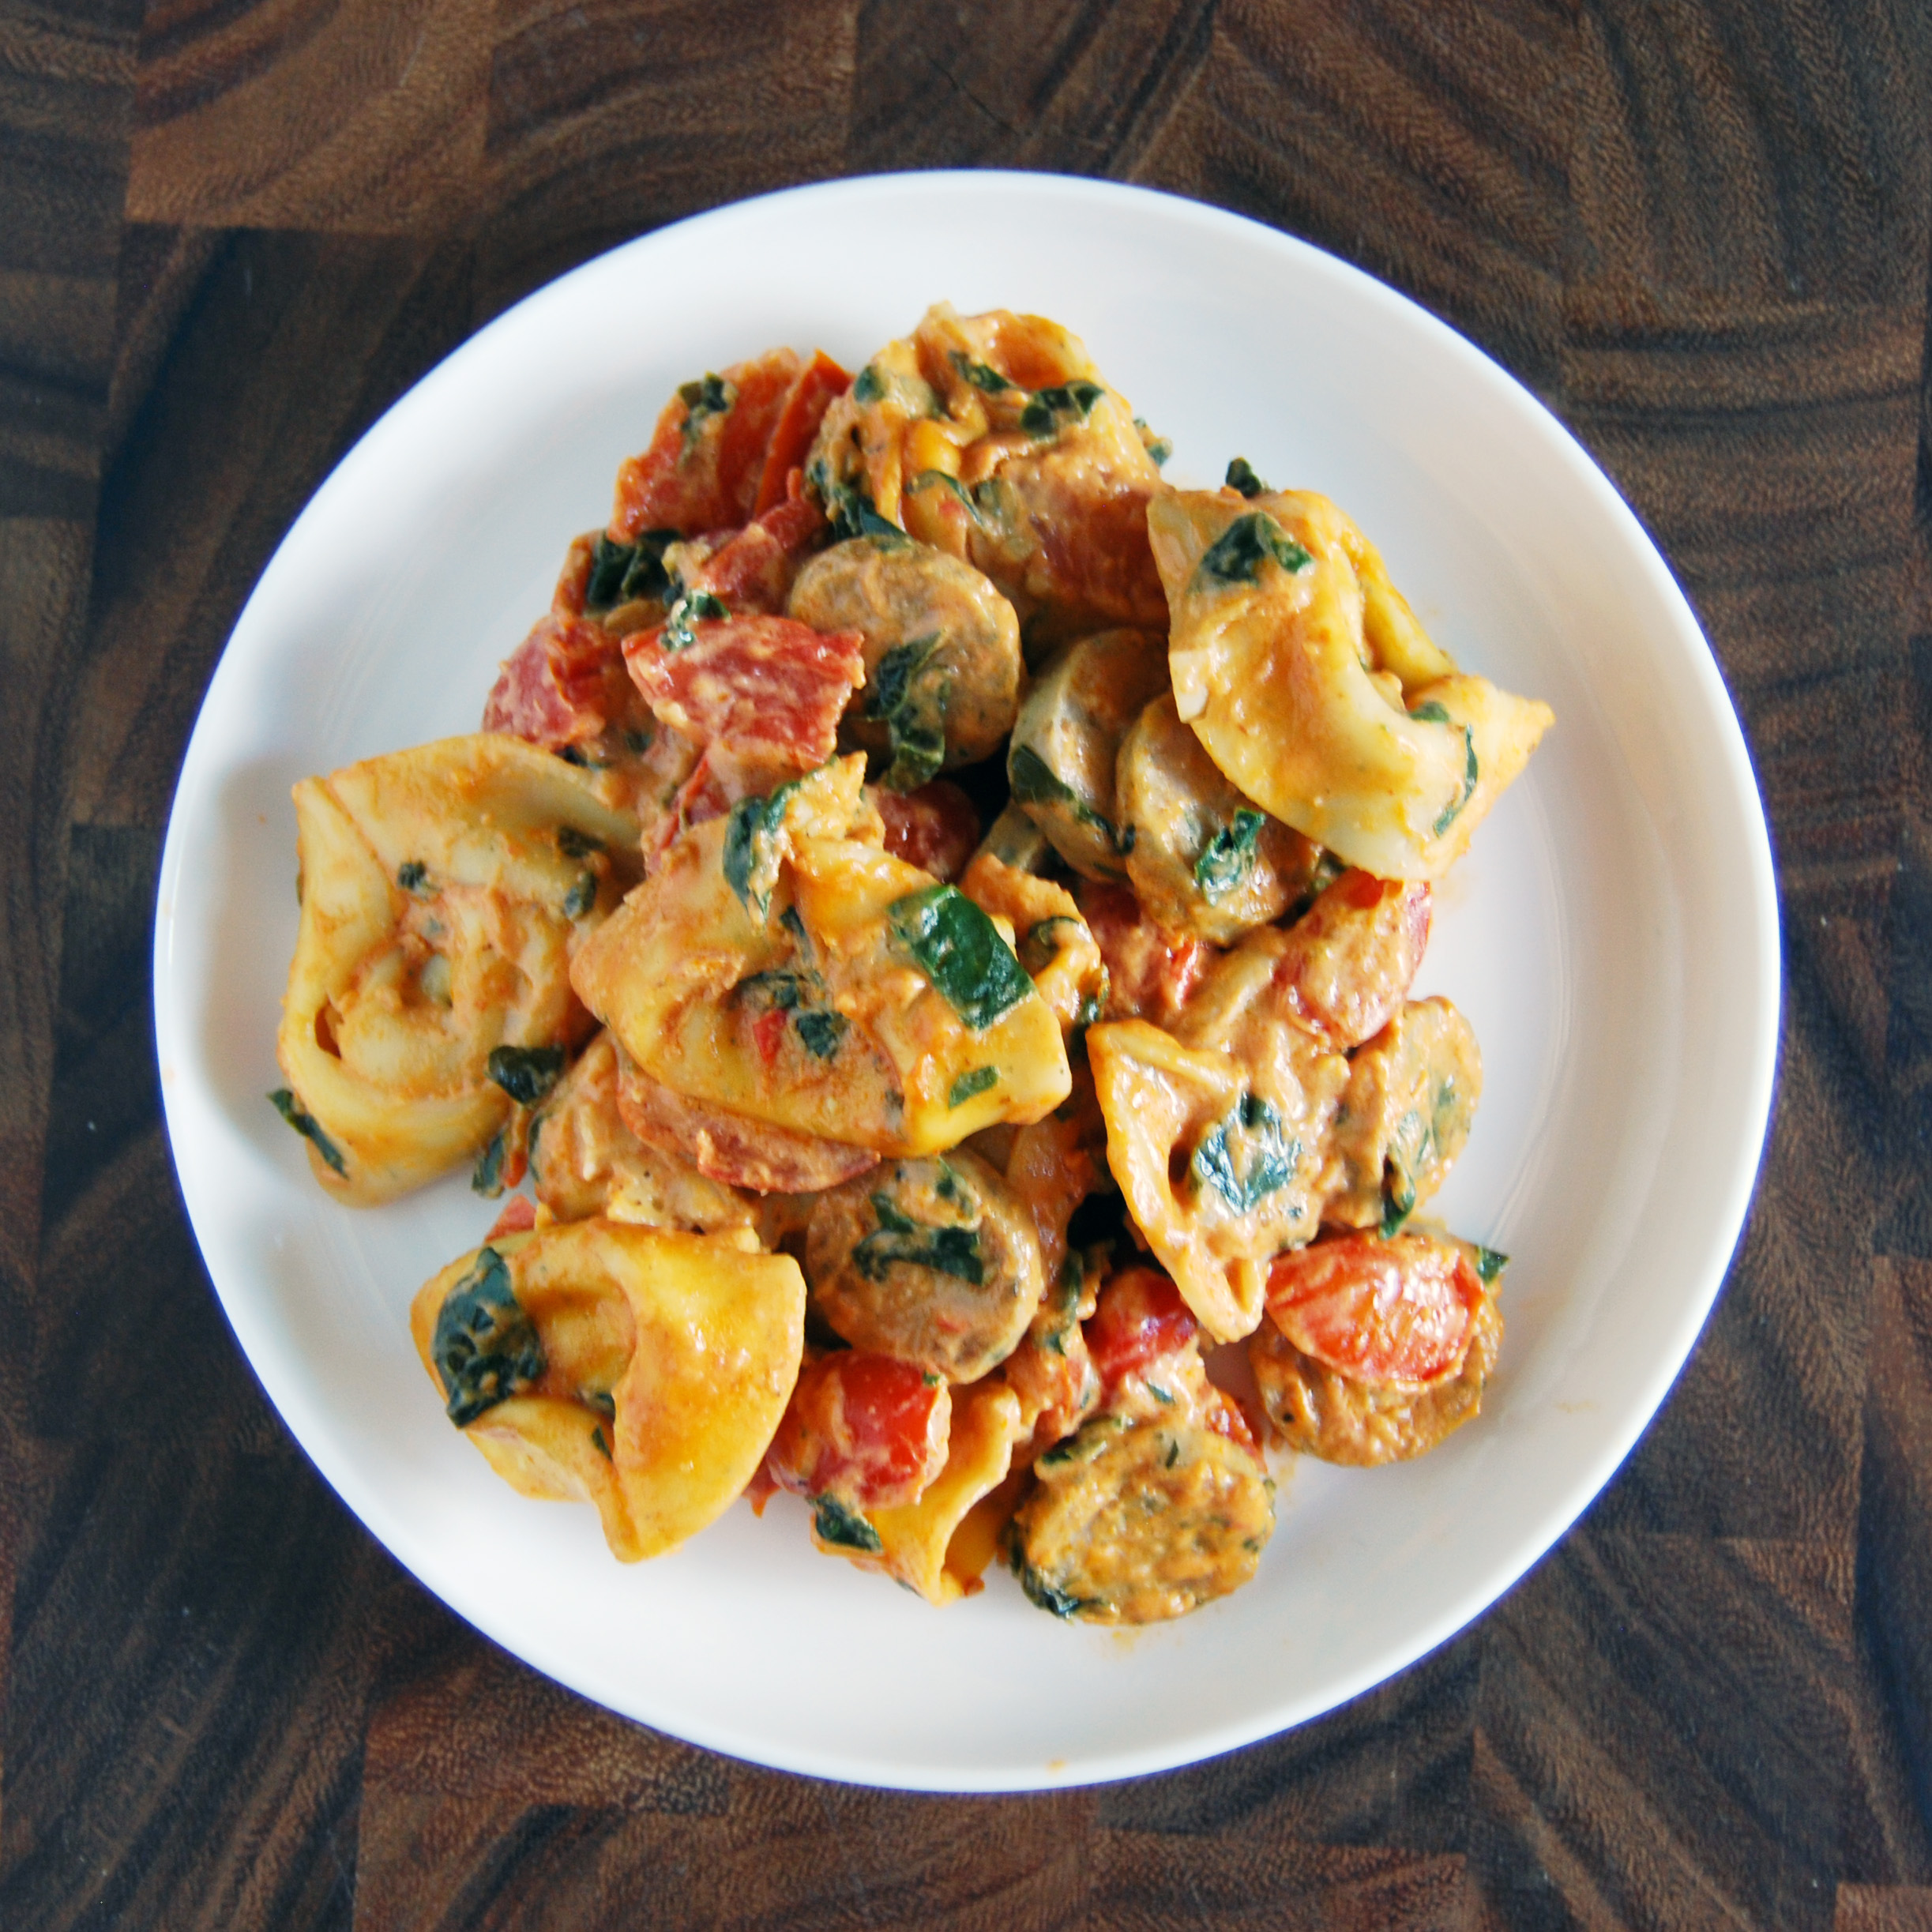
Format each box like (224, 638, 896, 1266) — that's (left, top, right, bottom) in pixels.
(1148, 487, 1553, 881)
(410, 1220, 806, 1559)
(276, 734, 640, 1204)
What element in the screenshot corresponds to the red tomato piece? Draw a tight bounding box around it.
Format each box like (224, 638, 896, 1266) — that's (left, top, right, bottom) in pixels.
(764, 1351, 952, 1512)
(1203, 1383, 1265, 1465)
(686, 490, 827, 615)
(1084, 1265, 1199, 1397)
(1272, 870, 1432, 1051)
(873, 780, 981, 883)
(482, 612, 620, 750)
(1265, 1231, 1483, 1386)
(1078, 881, 1215, 1028)
(754, 350, 852, 514)
(610, 349, 802, 541)
(753, 1007, 789, 1068)
(623, 614, 866, 766)
(483, 1194, 538, 1241)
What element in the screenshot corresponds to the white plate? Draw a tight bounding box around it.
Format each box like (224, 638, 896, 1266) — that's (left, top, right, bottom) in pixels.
(153, 171, 1779, 1791)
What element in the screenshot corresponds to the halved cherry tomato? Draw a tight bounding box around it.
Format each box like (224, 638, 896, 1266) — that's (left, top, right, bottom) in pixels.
(1265, 1229, 1483, 1385)
(874, 780, 980, 883)
(763, 1351, 951, 1512)
(1084, 1265, 1198, 1396)
(755, 351, 851, 514)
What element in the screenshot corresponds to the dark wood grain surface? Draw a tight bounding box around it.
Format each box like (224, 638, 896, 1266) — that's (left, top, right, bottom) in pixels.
(2, 2, 1929, 1924)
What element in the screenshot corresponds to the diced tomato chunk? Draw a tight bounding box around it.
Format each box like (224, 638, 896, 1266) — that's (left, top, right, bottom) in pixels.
(611, 349, 802, 541)
(484, 1194, 539, 1240)
(686, 490, 827, 615)
(1078, 881, 1215, 1027)
(1204, 1383, 1265, 1464)
(482, 612, 621, 749)
(763, 1351, 952, 1511)
(755, 350, 851, 514)
(1272, 870, 1432, 1051)
(1084, 1265, 1198, 1396)
(873, 780, 980, 882)
(753, 1007, 789, 1068)
(623, 614, 865, 766)
(1265, 1230, 1483, 1386)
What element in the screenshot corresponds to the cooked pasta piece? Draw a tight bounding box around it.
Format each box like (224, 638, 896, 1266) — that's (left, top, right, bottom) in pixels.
(1148, 487, 1553, 879)
(275, 734, 640, 1205)
(410, 1220, 806, 1558)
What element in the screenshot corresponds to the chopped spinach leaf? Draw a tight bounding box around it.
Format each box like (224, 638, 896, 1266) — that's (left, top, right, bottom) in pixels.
(1134, 417, 1172, 466)
(269, 1088, 347, 1176)
(584, 529, 676, 611)
(471, 1128, 507, 1197)
(866, 632, 948, 791)
(1194, 807, 1269, 901)
(906, 468, 987, 526)
(779, 904, 813, 959)
(794, 1009, 848, 1059)
(1406, 701, 1479, 839)
(591, 1423, 612, 1460)
(1019, 915, 1080, 976)
(1007, 744, 1122, 848)
(397, 859, 430, 896)
(741, 970, 802, 1012)
(563, 870, 598, 919)
(948, 1066, 998, 1107)
(1474, 1244, 1509, 1284)
(431, 1246, 545, 1427)
(807, 457, 905, 544)
(583, 1389, 617, 1419)
(487, 1044, 566, 1107)
(1196, 511, 1313, 585)
(660, 588, 727, 653)
(1019, 380, 1104, 438)
(722, 772, 804, 920)
(556, 825, 603, 860)
(812, 1495, 882, 1553)
(1225, 456, 1269, 498)
(1190, 1091, 1299, 1216)
(677, 372, 734, 451)
(622, 726, 655, 754)
(1011, 1554, 1097, 1620)
(885, 885, 1035, 1031)
(853, 1193, 984, 1285)
(950, 351, 1013, 393)
(851, 363, 886, 404)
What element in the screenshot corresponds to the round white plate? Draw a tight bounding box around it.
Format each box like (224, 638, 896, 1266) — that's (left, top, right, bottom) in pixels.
(153, 171, 1779, 1791)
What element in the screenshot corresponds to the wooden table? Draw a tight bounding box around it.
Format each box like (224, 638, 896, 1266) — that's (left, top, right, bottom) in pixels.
(3, 2, 1928, 1924)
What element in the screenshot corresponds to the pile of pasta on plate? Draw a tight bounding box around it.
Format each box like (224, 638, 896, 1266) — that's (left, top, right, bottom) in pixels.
(272, 303, 1553, 1625)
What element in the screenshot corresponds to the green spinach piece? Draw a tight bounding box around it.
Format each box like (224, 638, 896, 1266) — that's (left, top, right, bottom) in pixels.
(1197, 512, 1313, 586)
(807, 459, 905, 544)
(722, 772, 804, 920)
(1379, 1073, 1470, 1236)
(1474, 1244, 1509, 1284)
(1190, 1091, 1299, 1216)
(853, 1193, 984, 1286)
(1409, 701, 1479, 838)
(1019, 380, 1104, 438)
(949, 1066, 998, 1107)
(851, 363, 886, 404)
(812, 1495, 883, 1552)
(660, 588, 727, 653)
(1010, 1552, 1098, 1619)
(1194, 808, 1269, 901)
(1007, 744, 1122, 849)
(794, 1009, 848, 1059)
(471, 1128, 507, 1197)
(431, 1246, 546, 1427)
(1224, 456, 1269, 498)
(584, 529, 677, 611)
(557, 826, 603, 860)
(886, 885, 1035, 1030)
(583, 1389, 617, 1420)
(591, 1424, 612, 1460)
(678, 373, 734, 451)
(866, 632, 948, 791)
(1134, 418, 1172, 466)
(487, 1044, 566, 1106)
(397, 860, 430, 896)
(268, 1088, 347, 1176)
(950, 351, 1013, 393)
(563, 871, 598, 919)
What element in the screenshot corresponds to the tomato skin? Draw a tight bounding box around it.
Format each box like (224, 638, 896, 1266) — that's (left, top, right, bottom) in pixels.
(763, 1351, 951, 1511)
(1271, 870, 1432, 1051)
(874, 780, 980, 883)
(1265, 1231, 1483, 1385)
(1084, 1266, 1198, 1397)
(754, 351, 851, 514)
(752, 1008, 789, 1068)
